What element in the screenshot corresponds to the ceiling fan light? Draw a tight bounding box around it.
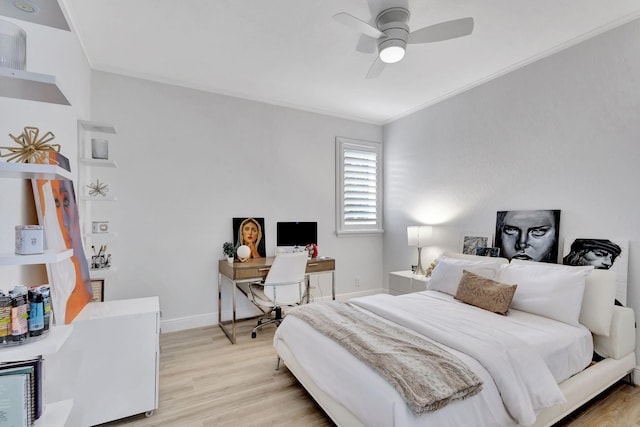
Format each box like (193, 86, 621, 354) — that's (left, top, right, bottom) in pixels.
(379, 45, 405, 64)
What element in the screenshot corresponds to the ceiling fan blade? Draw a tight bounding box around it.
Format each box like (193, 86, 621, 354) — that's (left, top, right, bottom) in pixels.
(356, 34, 378, 54)
(407, 17, 474, 44)
(366, 57, 386, 79)
(333, 12, 384, 39)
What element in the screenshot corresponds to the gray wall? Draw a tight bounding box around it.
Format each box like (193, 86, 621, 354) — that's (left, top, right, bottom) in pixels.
(383, 18, 640, 363)
(90, 71, 383, 330)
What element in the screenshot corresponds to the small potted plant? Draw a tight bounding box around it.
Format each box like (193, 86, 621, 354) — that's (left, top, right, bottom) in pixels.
(223, 242, 235, 263)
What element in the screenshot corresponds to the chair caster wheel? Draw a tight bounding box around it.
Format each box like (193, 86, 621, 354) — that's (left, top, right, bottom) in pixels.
(251, 331, 257, 339)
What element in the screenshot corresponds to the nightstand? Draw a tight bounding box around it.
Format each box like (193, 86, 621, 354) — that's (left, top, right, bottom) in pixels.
(388, 271, 430, 295)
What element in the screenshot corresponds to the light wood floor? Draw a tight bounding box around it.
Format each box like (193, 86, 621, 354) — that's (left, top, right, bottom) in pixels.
(100, 320, 639, 427)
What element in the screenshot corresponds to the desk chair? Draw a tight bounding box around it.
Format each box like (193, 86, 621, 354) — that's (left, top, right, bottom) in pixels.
(247, 252, 309, 338)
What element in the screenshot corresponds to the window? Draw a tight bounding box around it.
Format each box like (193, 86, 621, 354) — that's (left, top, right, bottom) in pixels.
(335, 137, 383, 236)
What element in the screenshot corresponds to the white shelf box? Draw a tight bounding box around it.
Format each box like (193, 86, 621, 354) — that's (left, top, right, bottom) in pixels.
(0, 249, 73, 266)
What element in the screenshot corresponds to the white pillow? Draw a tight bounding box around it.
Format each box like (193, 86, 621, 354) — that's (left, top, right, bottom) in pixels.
(428, 256, 505, 296)
(580, 269, 616, 336)
(498, 262, 593, 325)
(509, 259, 615, 334)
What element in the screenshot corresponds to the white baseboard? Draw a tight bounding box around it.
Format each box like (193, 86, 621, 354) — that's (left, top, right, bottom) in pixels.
(160, 312, 217, 333)
(634, 366, 640, 385)
(160, 288, 387, 333)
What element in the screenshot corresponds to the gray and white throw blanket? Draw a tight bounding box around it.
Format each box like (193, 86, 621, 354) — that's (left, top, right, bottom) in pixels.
(287, 301, 482, 415)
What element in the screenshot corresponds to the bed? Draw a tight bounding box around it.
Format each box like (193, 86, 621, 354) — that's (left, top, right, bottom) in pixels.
(273, 253, 636, 427)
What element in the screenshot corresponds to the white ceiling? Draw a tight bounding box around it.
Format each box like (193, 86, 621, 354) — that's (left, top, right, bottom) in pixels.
(61, 0, 640, 125)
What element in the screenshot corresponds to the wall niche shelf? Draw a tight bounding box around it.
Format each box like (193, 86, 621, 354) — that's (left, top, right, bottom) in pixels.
(80, 158, 118, 168)
(0, 67, 70, 105)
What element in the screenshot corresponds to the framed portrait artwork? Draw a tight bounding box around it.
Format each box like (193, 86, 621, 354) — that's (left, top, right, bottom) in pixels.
(233, 217, 266, 259)
(563, 237, 629, 305)
(495, 209, 561, 263)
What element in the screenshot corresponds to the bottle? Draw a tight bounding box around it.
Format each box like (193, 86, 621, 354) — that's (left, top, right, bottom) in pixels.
(10, 291, 28, 342)
(28, 291, 44, 336)
(0, 293, 11, 344)
(40, 286, 51, 331)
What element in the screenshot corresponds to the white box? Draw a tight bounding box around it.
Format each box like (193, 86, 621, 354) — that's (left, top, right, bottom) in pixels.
(15, 225, 44, 254)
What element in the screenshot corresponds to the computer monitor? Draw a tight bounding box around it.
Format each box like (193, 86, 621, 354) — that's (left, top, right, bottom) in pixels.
(276, 222, 317, 247)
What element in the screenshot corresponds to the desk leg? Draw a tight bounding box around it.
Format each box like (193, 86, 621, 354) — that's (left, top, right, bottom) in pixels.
(332, 271, 335, 300)
(218, 274, 237, 344)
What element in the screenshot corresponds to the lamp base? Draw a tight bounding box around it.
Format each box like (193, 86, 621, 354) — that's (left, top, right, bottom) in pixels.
(414, 247, 425, 276)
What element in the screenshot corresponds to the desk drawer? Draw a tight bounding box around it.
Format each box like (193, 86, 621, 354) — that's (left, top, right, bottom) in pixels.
(235, 267, 270, 280)
(306, 258, 335, 273)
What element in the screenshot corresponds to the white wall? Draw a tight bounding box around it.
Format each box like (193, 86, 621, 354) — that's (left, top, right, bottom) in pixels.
(0, 16, 90, 286)
(89, 71, 383, 331)
(383, 18, 640, 365)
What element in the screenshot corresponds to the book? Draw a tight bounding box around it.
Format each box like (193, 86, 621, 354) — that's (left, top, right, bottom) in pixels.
(0, 373, 29, 427)
(0, 358, 42, 420)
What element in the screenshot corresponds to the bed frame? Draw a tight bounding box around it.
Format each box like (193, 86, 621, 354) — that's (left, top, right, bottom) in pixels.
(275, 265, 637, 426)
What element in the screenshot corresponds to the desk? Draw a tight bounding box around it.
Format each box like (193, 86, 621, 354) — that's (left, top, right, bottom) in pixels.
(218, 256, 336, 344)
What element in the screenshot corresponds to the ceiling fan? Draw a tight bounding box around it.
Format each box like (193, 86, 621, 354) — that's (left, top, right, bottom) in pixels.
(333, 6, 474, 78)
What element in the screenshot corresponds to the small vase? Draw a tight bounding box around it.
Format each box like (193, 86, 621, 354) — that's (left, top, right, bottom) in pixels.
(227, 256, 234, 264)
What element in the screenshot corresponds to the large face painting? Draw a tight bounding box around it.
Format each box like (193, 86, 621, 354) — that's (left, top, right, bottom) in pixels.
(233, 217, 266, 259)
(563, 237, 629, 305)
(495, 210, 561, 263)
(32, 178, 92, 324)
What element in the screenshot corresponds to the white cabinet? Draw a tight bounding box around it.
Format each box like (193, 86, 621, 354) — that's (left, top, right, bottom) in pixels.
(389, 270, 430, 295)
(0, 162, 75, 427)
(77, 120, 119, 290)
(44, 297, 160, 427)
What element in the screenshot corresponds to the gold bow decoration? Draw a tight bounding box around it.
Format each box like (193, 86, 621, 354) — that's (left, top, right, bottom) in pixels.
(1, 127, 61, 163)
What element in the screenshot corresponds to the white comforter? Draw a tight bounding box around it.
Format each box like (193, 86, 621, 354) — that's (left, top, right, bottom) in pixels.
(274, 291, 593, 427)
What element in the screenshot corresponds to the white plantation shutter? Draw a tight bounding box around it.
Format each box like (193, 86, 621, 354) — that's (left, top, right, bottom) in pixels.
(336, 137, 383, 236)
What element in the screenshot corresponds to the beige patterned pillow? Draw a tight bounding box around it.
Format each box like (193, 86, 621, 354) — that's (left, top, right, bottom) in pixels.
(455, 270, 517, 315)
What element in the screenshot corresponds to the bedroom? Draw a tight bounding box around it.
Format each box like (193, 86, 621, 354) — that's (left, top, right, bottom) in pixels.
(1, 1, 639, 425)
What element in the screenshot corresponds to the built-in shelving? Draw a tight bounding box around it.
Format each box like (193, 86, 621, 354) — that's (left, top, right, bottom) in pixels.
(0, 249, 73, 266)
(0, 68, 70, 105)
(0, 162, 71, 180)
(0, 325, 73, 363)
(0, 162, 73, 420)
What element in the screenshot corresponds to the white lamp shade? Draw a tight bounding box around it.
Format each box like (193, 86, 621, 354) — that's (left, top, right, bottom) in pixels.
(236, 245, 251, 259)
(407, 226, 433, 248)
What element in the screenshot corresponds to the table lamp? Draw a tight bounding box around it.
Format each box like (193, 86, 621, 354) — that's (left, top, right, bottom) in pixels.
(407, 225, 432, 275)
